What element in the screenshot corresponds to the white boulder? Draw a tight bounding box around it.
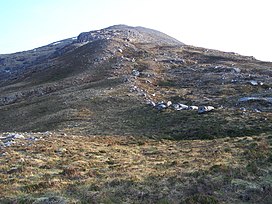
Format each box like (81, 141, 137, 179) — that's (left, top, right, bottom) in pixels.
(189, 106, 198, 110)
(198, 106, 215, 114)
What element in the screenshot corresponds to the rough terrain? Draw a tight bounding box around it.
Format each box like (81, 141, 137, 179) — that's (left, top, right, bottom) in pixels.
(0, 25, 271, 203)
(1, 132, 272, 203)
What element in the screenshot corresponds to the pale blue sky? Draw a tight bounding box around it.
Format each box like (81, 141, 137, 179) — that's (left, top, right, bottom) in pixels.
(1, 0, 271, 61)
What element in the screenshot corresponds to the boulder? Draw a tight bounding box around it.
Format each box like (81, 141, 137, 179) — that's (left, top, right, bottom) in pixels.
(189, 106, 198, 110)
(4, 141, 15, 147)
(232, 67, 241, 73)
(166, 101, 172, 107)
(12, 133, 25, 139)
(172, 103, 188, 111)
(172, 103, 180, 110)
(249, 80, 258, 86)
(132, 69, 140, 77)
(248, 80, 264, 86)
(178, 103, 189, 110)
(198, 106, 215, 114)
(155, 103, 167, 110)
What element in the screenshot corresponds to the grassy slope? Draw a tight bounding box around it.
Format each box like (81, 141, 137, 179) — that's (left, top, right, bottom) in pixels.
(0, 133, 271, 203)
(0, 43, 271, 139)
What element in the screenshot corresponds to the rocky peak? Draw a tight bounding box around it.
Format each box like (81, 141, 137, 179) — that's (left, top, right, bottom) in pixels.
(77, 25, 184, 46)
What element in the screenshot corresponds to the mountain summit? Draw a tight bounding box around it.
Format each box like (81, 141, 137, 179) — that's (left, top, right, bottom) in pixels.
(0, 25, 271, 138)
(77, 24, 184, 45)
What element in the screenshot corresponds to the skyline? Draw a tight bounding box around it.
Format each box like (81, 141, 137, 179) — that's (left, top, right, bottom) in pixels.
(0, 0, 271, 61)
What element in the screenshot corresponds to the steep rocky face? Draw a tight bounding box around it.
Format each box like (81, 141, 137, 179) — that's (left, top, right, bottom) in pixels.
(0, 25, 271, 139)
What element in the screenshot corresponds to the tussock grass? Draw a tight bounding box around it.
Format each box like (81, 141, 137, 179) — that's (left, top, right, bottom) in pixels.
(0, 133, 271, 203)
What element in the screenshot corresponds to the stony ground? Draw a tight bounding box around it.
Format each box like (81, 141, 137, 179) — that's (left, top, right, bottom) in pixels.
(1, 132, 272, 203)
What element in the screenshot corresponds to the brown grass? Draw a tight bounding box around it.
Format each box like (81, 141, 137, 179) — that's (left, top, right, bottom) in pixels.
(1, 132, 271, 203)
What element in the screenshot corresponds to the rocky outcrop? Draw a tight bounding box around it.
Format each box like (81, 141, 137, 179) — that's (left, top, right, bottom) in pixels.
(77, 25, 184, 45)
(0, 132, 48, 148)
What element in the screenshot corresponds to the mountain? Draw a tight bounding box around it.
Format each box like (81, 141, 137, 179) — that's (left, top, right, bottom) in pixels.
(0, 25, 271, 139)
(0, 25, 272, 203)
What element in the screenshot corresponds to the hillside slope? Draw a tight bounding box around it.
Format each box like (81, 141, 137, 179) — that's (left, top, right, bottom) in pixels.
(0, 25, 271, 139)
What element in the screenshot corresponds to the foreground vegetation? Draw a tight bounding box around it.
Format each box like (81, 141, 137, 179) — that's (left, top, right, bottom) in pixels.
(1, 132, 271, 203)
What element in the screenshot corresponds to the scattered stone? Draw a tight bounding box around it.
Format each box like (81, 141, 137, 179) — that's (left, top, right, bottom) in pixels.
(249, 80, 258, 86)
(4, 141, 15, 147)
(117, 48, 123, 53)
(232, 67, 241, 73)
(26, 136, 38, 141)
(175, 103, 189, 110)
(12, 133, 25, 139)
(130, 85, 138, 92)
(56, 148, 67, 154)
(1, 133, 24, 141)
(18, 157, 25, 163)
(0, 132, 40, 148)
(1, 152, 8, 156)
(146, 100, 156, 107)
(198, 106, 215, 114)
(151, 102, 200, 112)
(248, 80, 264, 86)
(189, 106, 198, 110)
(172, 104, 180, 110)
(155, 102, 167, 110)
(179, 103, 189, 110)
(132, 69, 140, 77)
(172, 103, 189, 111)
(166, 101, 172, 107)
